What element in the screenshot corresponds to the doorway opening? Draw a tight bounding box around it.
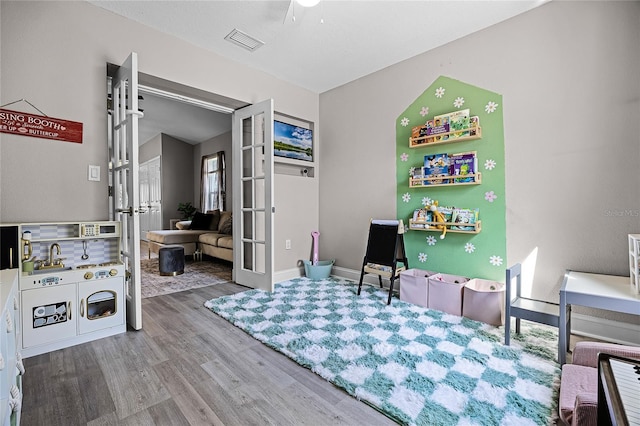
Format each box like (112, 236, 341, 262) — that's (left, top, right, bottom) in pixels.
(135, 76, 243, 234)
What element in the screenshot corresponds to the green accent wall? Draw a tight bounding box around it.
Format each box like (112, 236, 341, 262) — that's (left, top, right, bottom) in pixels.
(396, 76, 506, 282)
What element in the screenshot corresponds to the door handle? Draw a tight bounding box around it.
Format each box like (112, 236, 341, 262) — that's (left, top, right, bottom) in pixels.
(125, 109, 144, 118)
(68, 301, 72, 320)
(116, 207, 147, 216)
(80, 299, 85, 317)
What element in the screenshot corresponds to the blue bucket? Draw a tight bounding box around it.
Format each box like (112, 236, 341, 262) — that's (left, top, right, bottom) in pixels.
(303, 259, 335, 279)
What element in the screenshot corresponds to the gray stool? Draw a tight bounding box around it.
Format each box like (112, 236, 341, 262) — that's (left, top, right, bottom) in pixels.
(159, 245, 185, 276)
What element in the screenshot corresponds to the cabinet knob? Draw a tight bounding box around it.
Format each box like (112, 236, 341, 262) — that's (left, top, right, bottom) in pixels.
(109, 269, 117, 276)
(84, 272, 94, 280)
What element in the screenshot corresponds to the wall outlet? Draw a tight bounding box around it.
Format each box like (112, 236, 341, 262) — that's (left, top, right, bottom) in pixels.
(285, 239, 291, 250)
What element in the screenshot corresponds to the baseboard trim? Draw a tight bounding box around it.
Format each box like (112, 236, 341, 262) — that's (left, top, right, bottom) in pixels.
(274, 265, 390, 288)
(331, 266, 395, 288)
(275, 267, 304, 283)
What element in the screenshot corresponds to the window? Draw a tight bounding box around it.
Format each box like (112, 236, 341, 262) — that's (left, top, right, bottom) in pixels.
(200, 151, 225, 212)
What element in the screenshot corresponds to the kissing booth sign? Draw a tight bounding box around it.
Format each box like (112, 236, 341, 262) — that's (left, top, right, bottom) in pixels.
(0, 108, 83, 144)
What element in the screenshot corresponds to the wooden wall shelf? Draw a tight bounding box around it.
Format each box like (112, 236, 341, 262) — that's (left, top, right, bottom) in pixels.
(409, 127, 482, 148)
(409, 172, 481, 188)
(409, 219, 481, 234)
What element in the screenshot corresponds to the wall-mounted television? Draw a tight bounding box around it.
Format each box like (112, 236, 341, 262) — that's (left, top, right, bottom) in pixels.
(274, 120, 313, 162)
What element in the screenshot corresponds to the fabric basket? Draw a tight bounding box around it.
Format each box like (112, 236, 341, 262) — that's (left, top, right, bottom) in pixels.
(427, 273, 469, 316)
(462, 279, 505, 326)
(399, 269, 436, 307)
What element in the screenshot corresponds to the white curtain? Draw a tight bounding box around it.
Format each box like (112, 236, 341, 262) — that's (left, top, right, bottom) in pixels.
(200, 151, 225, 212)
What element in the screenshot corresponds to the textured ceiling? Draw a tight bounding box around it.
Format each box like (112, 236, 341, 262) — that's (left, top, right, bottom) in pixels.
(92, 0, 547, 93)
(93, 0, 548, 144)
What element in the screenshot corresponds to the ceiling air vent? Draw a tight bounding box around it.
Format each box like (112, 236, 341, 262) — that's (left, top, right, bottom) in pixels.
(224, 28, 265, 52)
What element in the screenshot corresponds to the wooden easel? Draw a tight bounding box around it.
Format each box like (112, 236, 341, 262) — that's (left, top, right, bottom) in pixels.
(357, 220, 408, 305)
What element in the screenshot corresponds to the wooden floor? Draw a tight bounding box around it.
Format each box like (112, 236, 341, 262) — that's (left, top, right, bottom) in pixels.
(21, 282, 397, 425)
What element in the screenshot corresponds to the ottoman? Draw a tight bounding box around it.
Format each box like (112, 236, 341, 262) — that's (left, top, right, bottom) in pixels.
(159, 245, 185, 276)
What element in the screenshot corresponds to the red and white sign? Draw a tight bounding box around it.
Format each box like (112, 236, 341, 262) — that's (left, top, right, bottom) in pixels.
(0, 108, 83, 144)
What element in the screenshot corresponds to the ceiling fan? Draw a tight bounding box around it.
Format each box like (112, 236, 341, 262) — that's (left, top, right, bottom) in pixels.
(283, 0, 323, 24)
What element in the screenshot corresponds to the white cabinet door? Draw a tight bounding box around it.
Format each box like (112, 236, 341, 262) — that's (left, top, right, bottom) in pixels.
(78, 277, 125, 335)
(21, 285, 76, 349)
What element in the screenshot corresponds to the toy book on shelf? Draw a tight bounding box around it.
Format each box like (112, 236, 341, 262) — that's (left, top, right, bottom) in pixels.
(423, 153, 450, 184)
(436, 109, 470, 139)
(469, 116, 480, 136)
(409, 202, 481, 234)
(438, 205, 454, 223)
(430, 116, 450, 142)
(450, 151, 477, 183)
(451, 208, 479, 230)
(412, 208, 432, 227)
(410, 166, 424, 186)
(409, 111, 480, 147)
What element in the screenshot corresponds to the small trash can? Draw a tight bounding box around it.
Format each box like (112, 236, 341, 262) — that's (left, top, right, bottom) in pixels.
(400, 269, 436, 307)
(303, 260, 334, 279)
(427, 273, 469, 316)
(463, 279, 505, 326)
(159, 245, 185, 276)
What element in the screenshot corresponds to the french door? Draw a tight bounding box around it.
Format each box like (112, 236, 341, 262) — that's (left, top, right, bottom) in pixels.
(232, 99, 275, 292)
(139, 156, 162, 240)
(109, 52, 143, 330)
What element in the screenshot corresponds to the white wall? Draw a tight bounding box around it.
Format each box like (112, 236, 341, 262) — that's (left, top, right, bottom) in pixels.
(0, 0, 319, 273)
(320, 1, 640, 323)
(160, 135, 194, 229)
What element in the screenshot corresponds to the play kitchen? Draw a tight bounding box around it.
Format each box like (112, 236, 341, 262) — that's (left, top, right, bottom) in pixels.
(17, 221, 126, 357)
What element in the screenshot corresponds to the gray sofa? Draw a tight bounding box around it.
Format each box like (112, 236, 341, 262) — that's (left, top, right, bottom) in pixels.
(146, 210, 232, 262)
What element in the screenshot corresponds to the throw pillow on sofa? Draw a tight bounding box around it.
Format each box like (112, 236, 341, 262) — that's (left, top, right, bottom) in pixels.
(205, 209, 221, 230)
(219, 215, 232, 234)
(176, 221, 191, 230)
(190, 212, 214, 230)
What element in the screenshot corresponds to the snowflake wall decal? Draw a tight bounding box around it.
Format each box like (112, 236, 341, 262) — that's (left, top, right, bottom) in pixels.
(453, 97, 465, 108)
(400, 117, 410, 127)
(464, 243, 475, 253)
(426, 236, 437, 246)
(422, 197, 432, 206)
(401, 153, 409, 162)
(490, 255, 503, 266)
(418, 252, 427, 263)
(435, 87, 445, 98)
(402, 192, 411, 203)
(484, 159, 496, 170)
(485, 101, 499, 114)
(485, 191, 497, 203)
(409, 166, 416, 176)
(419, 107, 429, 117)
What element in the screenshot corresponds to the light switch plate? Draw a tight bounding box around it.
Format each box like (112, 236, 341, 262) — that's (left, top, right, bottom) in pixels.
(88, 165, 100, 181)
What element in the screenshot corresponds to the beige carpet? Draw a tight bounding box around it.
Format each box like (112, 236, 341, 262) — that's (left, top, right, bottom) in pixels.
(140, 257, 233, 298)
